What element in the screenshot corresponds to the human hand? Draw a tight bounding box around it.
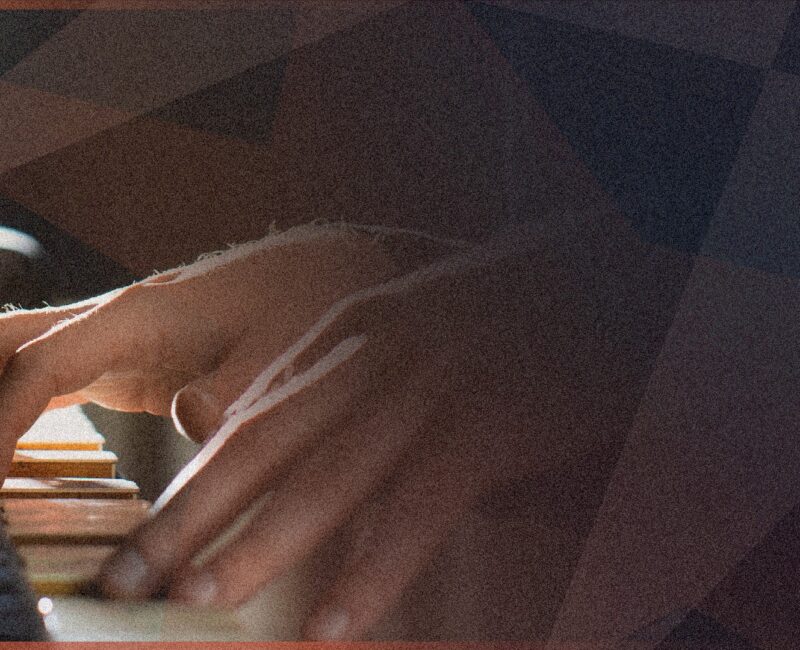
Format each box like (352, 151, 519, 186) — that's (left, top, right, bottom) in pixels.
(0, 225, 445, 475)
(91, 240, 572, 640)
(0, 223, 580, 640)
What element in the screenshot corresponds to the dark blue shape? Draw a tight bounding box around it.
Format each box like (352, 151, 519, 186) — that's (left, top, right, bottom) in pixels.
(469, 3, 764, 252)
(774, 2, 800, 75)
(0, 11, 77, 76)
(148, 56, 287, 145)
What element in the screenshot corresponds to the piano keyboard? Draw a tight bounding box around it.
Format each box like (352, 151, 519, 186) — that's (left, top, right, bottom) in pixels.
(16, 407, 105, 450)
(0, 407, 251, 641)
(8, 450, 119, 479)
(0, 478, 140, 499)
(2, 407, 149, 599)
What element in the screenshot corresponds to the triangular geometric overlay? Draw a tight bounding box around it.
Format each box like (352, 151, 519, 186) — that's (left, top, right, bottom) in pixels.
(479, 0, 797, 68)
(468, 2, 764, 252)
(702, 70, 800, 278)
(0, 195, 133, 301)
(0, 10, 133, 301)
(0, 11, 78, 76)
(655, 610, 757, 650)
(148, 57, 287, 145)
(628, 608, 756, 649)
(699, 502, 800, 650)
(773, 0, 800, 75)
(471, 4, 800, 646)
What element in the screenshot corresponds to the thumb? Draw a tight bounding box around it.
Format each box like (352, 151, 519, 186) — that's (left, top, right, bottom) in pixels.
(171, 340, 280, 444)
(171, 384, 224, 444)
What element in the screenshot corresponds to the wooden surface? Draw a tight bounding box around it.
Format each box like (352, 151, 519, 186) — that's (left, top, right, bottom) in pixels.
(4, 498, 149, 544)
(0, 478, 139, 499)
(9, 450, 117, 478)
(4, 407, 249, 640)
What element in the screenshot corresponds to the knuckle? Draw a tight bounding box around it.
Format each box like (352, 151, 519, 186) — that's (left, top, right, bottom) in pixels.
(112, 283, 159, 320)
(129, 521, 181, 576)
(3, 346, 40, 386)
(107, 283, 174, 354)
(114, 281, 176, 321)
(7, 322, 87, 398)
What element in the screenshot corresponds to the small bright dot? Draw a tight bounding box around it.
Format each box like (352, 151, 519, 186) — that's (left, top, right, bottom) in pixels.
(37, 597, 53, 616)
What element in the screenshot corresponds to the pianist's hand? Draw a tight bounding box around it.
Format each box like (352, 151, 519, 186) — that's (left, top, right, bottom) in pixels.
(0, 225, 558, 640)
(0, 225, 442, 449)
(95, 239, 558, 641)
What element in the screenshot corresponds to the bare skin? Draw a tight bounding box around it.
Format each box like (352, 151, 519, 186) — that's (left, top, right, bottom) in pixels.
(0, 224, 551, 640)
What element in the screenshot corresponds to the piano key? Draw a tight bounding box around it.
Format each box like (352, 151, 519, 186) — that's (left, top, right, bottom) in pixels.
(17, 544, 114, 596)
(9, 450, 117, 479)
(4, 499, 149, 544)
(0, 478, 139, 499)
(17, 407, 105, 451)
(44, 596, 251, 641)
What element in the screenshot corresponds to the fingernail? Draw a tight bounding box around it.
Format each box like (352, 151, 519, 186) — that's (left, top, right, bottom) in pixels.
(171, 386, 222, 443)
(175, 571, 217, 607)
(100, 549, 149, 598)
(309, 609, 350, 640)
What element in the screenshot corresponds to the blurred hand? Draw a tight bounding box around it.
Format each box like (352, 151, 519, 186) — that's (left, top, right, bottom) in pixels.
(0, 225, 559, 639)
(0, 225, 453, 461)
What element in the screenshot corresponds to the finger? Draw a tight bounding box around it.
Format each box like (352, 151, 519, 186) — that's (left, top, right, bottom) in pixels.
(0, 283, 130, 354)
(302, 424, 493, 641)
(0, 288, 154, 447)
(167, 268, 411, 446)
(95, 335, 385, 601)
(0, 300, 99, 358)
(171, 336, 294, 444)
(45, 393, 90, 410)
(90, 369, 195, 417)
(0, 282, 217, 451)
(167, 384, 428, 607)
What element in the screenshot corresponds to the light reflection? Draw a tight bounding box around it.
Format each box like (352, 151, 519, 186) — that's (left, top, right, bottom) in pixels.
(0, 226, 42, 258)
(37, 596, 53, 616)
